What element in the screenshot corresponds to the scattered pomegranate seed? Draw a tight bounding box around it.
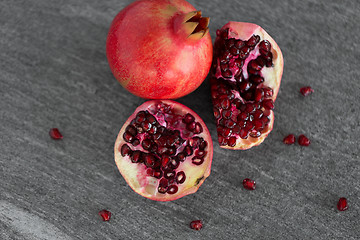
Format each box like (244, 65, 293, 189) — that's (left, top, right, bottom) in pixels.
(298, 134, 310, 146)
(98, 209, 111, 221)
(243, 178, 256, 190)
(283, 134, 295, 144)
(300, 86, 314, 96)
(337, 198, 348, 211)
(190, 220, 203, 230)
(49, 128, 63, 140)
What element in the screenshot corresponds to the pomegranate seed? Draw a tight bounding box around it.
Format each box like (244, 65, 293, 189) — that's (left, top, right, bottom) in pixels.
(183, 145, 193, 156)
(243, 178, 256, 190)
(227, 137, 237, 147)
(126, 125, 137, 136)
(230, 46, 239, 55)
(98, 209, 111, 221)
(49, 128, 63, 140)
(250, 75, 264, 84)
(161, 155, 170, 167)
(194, 122, 203, 134)
(167, 185, 178, 194)
(300, 86, 314, 96)
(123, 131, 134, 143)
(259, 40, 271, 54)
(239, 129, 249, 139)
(337, 197, 348, 211)
(153, 169, 162, 179)
(235, 40, 245, 49)
(262, 99, 274, 110)
(120, 144, 132, 157)
(199, 140, 207, 150)
(263, 87, 273, 97)
(283, 134, 296, 145)
(176, 171, 186, 184)
(213, 108, 221, 119)
(222, 110, 232, 119)
(254, 88, 264, 102)
(192, 157, 204, 165)
(131, 150, 143, 163)
(298, 134, 310, 146)
(190, 220, 203, 230)
(183, 113, 195, 124)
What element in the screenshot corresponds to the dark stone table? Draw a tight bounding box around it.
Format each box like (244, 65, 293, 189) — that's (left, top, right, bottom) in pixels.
(1, 0, 359, 239)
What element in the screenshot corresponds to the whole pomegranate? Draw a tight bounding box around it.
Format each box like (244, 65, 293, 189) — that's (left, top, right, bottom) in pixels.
(114, 100, 213, 201)
(106, 0, 213, 99)
(210, 22, 284, 149)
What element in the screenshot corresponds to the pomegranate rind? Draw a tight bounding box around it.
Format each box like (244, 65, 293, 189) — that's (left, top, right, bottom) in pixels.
(114, 100, 213, 201)
(106, 0, 213, 99)
(212, 22, 283, 150)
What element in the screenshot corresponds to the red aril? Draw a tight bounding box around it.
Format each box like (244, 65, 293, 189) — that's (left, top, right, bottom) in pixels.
(106, 0, 213, 99)
(300, 86, 314, 96)
(283, 134, 295, 145)
(337, 197, 348, 211)
(298, 134, 310, 146)
(210, 22, 284, 149)
(114, 100, 213, 201)
(243, 178, 256, 190)
(49, 128, 63, 140)
(98, 209, 111, 221)
(190, 220, 203, 230)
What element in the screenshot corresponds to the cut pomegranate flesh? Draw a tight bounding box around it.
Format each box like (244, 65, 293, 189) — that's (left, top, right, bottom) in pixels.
(283, 134, 296, 145)
(298, 134, 310, 146)
(49, 128, 63, 140)
(211, 22, 283, 150)
(114, 100, 213, 201)
(300, 86, 314, 96)
(337, 198, 348, 211)
(98, 209, 111, 221)
(243, 178, 256, 190)
(190, 220, 203, 230)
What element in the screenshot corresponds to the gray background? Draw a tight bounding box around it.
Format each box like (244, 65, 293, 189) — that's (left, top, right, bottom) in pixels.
(1, 0, 359, 239)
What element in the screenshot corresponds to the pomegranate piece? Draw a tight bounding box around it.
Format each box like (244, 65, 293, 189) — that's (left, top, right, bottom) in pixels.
(283, 134, 295, 145)
(298, 134, 310, 146)
(114, 100, 213, 201)
(243, 178, 256, 190)
(98, 209, 111, 221)
(190, 220, 203, 230)
(337, 198, 348, 211)
(49, 128, 63, 140)
(210, 22, 284, 150)
(106, 0, 213, 99)
(300, 86, 314, 96)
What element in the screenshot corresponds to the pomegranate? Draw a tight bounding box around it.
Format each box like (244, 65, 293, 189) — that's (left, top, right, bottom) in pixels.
(210, 22, 284, 149)
(114, 100, 213, 201)
(106, 0, 213, 99)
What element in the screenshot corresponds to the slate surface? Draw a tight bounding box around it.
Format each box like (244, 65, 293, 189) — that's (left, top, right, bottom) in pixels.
(1, 0, 359, 239)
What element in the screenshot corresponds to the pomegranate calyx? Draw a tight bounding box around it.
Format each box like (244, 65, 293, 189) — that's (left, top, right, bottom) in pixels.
(176, 10, 210, 40)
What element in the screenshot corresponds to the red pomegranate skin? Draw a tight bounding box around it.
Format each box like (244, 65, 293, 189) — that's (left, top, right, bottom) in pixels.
(106, 0, 213, 99)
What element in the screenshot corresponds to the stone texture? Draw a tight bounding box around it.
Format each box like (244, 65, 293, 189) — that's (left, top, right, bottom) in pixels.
(0, 0, 359, 239)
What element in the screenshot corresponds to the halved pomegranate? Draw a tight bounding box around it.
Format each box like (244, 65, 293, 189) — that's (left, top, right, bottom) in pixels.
(210, 22, 284, 149)
(114, 100, 213, 201)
